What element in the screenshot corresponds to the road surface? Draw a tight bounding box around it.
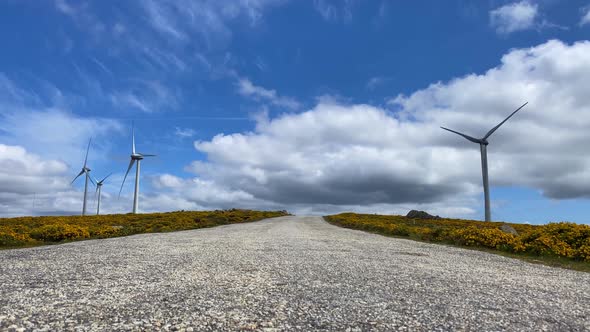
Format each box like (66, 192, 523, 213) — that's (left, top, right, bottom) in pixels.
(1, 216, 589, 331)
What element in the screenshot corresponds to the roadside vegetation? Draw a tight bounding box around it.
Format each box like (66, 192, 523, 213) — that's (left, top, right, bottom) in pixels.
(0, 209, 289, 249)
(325, 213, 590, 271)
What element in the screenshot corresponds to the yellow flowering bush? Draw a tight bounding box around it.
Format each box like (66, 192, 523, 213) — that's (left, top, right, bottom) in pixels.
(577, 238, 590, 261)
(0, 209, 289, 248)
(30, 224, 90, 242)
(519, 222, 590, 259)
(0, 226, 34, 247)
(449, 226, 517, 249)
(325, 213, 590, 263)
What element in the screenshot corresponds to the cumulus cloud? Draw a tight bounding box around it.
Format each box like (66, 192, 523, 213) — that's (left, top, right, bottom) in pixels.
(151, 174, 264, 209)
(393, 39, 590, 199)
(0, 146, 206, 217)
(183, 40, 590, 218)
(0, 108, 121, 167)
(0, 75, 127, 217)
(237, 78, 300, 109)
(191, 102, 480, 216)
(0, 144, 68, 196)
(490, 1, 538, 34)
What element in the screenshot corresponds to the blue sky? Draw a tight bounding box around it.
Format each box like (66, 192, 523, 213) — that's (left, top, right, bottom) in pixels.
(1, 0, 590, 224)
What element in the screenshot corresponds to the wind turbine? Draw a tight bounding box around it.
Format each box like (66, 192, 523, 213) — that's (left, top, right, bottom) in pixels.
(441, 102, 528, 222)
(95, 173, 112, 215)
(119, 125, 156, 214)
(71, 138, 95, 216)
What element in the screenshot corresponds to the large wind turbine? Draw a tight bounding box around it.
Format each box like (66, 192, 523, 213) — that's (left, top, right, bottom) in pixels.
(441, 102, 528, 222)
(119, 125, 156, 214)
(95, 173, 112, 215)
(72, 138, 95, 216)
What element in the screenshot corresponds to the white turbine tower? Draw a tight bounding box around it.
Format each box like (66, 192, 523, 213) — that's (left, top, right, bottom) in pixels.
(95, 173, 112, 215)
(119, 125, 155, 214)
(441, 102, 528, 222)
(72, 138, 95, 216)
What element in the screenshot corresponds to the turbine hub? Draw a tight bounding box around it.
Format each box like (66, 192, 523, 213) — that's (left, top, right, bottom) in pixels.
(481, 139, 489, 146)
(131, 154, 144, 160)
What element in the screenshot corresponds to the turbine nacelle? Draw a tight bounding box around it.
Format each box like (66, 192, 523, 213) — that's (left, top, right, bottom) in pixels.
(95, 173, 112, 189)
(131, 153, 144, 161)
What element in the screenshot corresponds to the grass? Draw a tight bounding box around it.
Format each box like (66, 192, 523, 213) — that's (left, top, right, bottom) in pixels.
(0, 209, 289, 250)
(324, 213, 590, 272)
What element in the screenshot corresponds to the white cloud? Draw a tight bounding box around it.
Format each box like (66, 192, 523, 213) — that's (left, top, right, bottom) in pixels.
(0, 108, 121, 167)
(0, 144, 68, 196)
(182, 40, 590, 219)
(110, 80, 180, 113)
(366, 76, 389, 90)
(237, 78, 300, 109)
(140, 0, 285, 46)
(313, 0, 356, 23)
(174, 127, 196, 138)
(0, 148, 209, 216)
(151, 174, 262, 209)
(54, 0, 76, 16)
(51, 0, 288, 81)
(581, 7, 590, 26)
(490, 1, 538, 34)
(0, 73, 41, 106)
(0, 75, 126, 217)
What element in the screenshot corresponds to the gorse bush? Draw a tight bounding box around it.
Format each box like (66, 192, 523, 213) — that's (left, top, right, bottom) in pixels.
(30, 224, 90, 242)
(0, 209, 289, 249)
(0, 226, 33, 247)
(325, 213, 590, 263)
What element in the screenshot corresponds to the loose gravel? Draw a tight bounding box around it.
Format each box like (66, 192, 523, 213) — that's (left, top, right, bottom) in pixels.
(1, 216, 589, 331)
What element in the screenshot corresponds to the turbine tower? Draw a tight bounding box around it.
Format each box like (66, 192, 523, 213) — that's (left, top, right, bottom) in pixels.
(441, 102, 528, 222)
(95, 173, 112, 215)
(71, 138, 95, 216)
(119, 125, 155, 214)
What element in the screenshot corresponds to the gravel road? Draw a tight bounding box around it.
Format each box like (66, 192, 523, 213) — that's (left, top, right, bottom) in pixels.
(1, 216, 589, 331)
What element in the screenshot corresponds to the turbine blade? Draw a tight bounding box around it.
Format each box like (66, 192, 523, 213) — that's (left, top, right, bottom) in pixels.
(100, 172, 113, 183)
(483, 102, 528, 140)
(86, 171, 96, 186)
(132, 123, 136, 155)
(84, 138, 91, 167)
(71, 169, 85, 184)
(138, 153, 156, 157)
(119, 159, 136, 197)
(440, 127, 481, 144)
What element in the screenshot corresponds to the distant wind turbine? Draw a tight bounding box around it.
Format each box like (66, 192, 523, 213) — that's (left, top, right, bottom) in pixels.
(72, 138, 95, 216)
(441, 102, 528, 222)
(119, 125, 156, 214)
(95, 173, 112, 215)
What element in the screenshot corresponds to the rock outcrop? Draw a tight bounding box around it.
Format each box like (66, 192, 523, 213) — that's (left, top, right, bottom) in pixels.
(406, 210, 441, 220)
